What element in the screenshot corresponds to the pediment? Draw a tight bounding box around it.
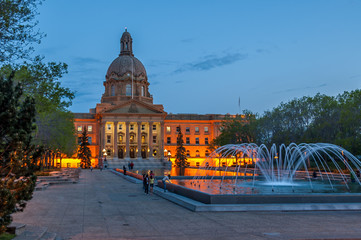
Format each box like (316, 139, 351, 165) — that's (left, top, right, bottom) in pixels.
(103, 100, 164, 114)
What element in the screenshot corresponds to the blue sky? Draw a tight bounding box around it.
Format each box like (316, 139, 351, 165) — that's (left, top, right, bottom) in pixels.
(34, 0, 361, 114)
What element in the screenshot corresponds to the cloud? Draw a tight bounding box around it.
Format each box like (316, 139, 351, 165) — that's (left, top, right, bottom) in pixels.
(272, 83, 327, 94)
(256, 48, 270, 54)
(173, 53, 247, 74)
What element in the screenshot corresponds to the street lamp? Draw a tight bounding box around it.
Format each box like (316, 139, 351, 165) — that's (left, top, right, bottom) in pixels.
(167, 151, 171, 162)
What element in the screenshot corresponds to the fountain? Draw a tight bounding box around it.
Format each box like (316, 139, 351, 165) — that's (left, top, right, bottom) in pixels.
(167, 143, 361, 205)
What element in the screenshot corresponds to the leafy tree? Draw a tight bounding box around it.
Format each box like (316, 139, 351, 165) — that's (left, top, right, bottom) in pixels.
(0, 73, 37, 234)
(0, 0, 44, 63)
(174, 126, 189, 171)
(77, 129, 91, 168)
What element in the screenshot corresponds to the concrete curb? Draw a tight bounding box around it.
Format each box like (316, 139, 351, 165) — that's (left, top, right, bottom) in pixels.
(109, 169, 142, 184)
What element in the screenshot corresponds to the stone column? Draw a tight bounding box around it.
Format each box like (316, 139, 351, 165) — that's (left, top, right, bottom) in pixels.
(137, 122, 142, 158)
(101, 122, 105, 156)
(113, 121, 118, 159)
(125, 122, 130, 158)
(148, 122, 153, 159)
(160, 122, 164, 161)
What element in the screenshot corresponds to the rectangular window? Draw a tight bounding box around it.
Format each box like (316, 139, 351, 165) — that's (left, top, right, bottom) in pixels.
(167, 137, 171, 144)
(153, 124, 156, 131)
(88, 137, 92, 145)
(176, 126, 180, 132)
(87, 125, 92, 132)
(119, 124, 122, 130)
(153, 135, 157, 144)
(195, 137, 199, 145)
(166, 126, 171, 133)
(205, 137, 209, 145)
(77, 126, 82, 132)
(107, 124, 111, 130)
(195, 127, 199, 133)
(142, 124, 145, 130)
(196, 162, 200, 167)
(204, 126, 209, 133)
(185, 127, 190, 133)
(107, 135, 111, 143)
(130, 124, 134, 130)
(186, 137, 190, 145)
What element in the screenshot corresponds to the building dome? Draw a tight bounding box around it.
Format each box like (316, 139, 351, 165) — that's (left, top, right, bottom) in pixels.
(105, 29, 147, 80)
(106, 55, 147, 79)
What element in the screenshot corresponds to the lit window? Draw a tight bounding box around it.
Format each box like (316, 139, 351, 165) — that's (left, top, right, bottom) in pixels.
(141, 135, 146, 143)
(88, 125, 92, 132)
(153, 124, 156, 130)
(195, 138, 199, 145)
(111, 85, 115, 96)
(141, 86, 145, 96)
(130, 135, 134, 143)
(167, 137, 171, 144)
(107, 135, 111, 143)
(88, 137, 92, 145)
(195, 127, 199, 133)
(186, 150, 190, 157)
(204, 127, 209, 133)
(186, 127, 190, 133)
(119, 135, 123, 142)
(107, 124, 111, 130)
(186, 137, 190, 145)
(126, 84, 132, 96)
(153, 149, 157, 156)
(205, 138, 209, 145)
(141, 124, 145, 130)
(166, 126, 171, 133)
(77, 126, 82, 132)
(130, 124, 134, 130)
(196, 150, 200, 157)
(153, 136, 157, 143)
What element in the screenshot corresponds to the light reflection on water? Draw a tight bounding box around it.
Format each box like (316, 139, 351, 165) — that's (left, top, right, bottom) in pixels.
(171, 179, 361, 195)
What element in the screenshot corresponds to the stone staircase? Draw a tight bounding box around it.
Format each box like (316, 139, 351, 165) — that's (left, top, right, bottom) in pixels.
(105, 158, 172, 170)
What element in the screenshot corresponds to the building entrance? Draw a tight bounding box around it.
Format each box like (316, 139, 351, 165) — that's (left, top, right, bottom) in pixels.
(141, 148, 147, 159)
(118, 147, 124, 159)
(130, 147, 136, 158)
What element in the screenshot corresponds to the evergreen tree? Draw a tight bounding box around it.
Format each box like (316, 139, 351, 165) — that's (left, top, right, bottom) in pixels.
(77, 129, 91, 168)
(175, 126, 189, 170)
(0, 73, 37, 234)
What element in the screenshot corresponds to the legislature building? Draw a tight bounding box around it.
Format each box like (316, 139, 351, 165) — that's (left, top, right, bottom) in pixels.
(68, 30, 235, 168)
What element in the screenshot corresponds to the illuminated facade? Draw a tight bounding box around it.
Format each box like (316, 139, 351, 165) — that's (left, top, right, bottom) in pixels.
(68, 30, 235, 168)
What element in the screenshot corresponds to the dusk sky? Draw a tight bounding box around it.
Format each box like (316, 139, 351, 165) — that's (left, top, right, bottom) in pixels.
(34, 0, 361, 115)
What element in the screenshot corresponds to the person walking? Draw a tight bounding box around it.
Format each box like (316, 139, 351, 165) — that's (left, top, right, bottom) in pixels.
(149, 175, 155, 194)
(90, 165, 93, 172)
(123, 165, 127, 175)
(162, 174, 171, 192)
(143, 174, 149, 194)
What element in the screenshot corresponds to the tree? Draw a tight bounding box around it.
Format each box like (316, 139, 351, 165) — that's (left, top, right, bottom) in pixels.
(77, 129, 91, 168)
(0, 0, 44, 63)
(0, 73, 37, 234)
(174, 126, 189, 172)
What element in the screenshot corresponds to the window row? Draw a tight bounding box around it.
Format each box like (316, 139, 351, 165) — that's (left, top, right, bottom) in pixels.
(166, 137, 208, 145)
(106, 124, 157, 131)
(166, 126, 209, 134)
(110, 85, 146, 97)
(186, 150, 210, 157)
(77, 125, 93, 132)
(106, 135, 158, 144)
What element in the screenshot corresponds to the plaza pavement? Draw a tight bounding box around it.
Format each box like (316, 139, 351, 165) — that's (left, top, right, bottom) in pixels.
(12, 169, 361, 240)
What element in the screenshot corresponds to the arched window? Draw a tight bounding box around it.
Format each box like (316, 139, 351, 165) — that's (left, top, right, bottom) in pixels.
(126, 84, 132, 96)
(111, 85, 115, 96)
(141, 86, 145, 96)
(141, 135, 146, 144)
(126, 43, 128, 50)
(196, 150, 200, 157)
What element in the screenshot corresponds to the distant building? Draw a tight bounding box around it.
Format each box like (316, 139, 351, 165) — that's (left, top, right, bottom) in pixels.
(66, 30, 236, 168)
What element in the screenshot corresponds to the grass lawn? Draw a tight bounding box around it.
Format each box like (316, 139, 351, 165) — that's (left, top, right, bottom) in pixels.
(0, 233, 15, 240)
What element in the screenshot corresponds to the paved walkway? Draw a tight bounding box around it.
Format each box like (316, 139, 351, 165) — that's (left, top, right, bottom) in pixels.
(12, 170, 361, 240)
